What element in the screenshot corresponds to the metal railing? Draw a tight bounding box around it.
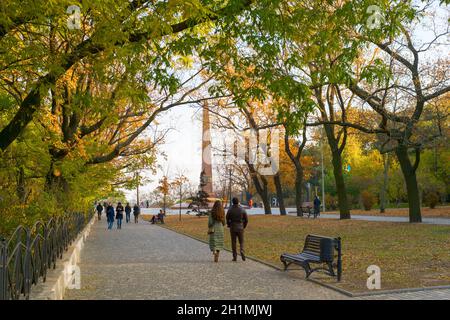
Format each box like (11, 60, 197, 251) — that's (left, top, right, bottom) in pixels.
(0, 212, 92, 300)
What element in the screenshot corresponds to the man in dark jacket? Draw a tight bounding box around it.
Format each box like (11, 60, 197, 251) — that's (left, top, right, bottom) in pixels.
(116, 202, 124, 229)
(125, 203, 132, 223)
(106, 204, 115, 230)
(313, 196, 321, 218)
(133, 204, 140, 223)
(96, 203, 103, 221)
(226, 197, 248, 261)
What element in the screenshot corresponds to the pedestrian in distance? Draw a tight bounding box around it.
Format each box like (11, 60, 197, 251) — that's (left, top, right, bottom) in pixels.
(125, 203, 132, 223)
(96, 203, 103, 221)
(133, 204, 140, 223)
(208, 200, 225, 262)
(116, 202, 124, 229)
(158, 209, 165, 224)
(106, 203, 115, 230)
(313, 196, 321, 218)
(226, 197, 248, 261)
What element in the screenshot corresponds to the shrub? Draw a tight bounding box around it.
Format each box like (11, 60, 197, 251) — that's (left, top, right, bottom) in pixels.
(325, 194, 338, 211)
(424, 191, 439, 209)
(361, 190, 375, 211)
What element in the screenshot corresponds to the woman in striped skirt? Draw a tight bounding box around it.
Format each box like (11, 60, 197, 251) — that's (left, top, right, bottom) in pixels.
(208, 200, 225, 262)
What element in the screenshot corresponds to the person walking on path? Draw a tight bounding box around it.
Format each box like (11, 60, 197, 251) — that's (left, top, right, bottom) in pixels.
(116, 202, 124, 229)
(125, 203, 132, 223)
(133, 204, 140, 223)
(106, 203, 115, 230)
(208, 200, 225, 262)
(313, 196, 321, 218)
(226, 197, 248, 261)
(158, 209, 165, 224)
(96, 203, 103, 221)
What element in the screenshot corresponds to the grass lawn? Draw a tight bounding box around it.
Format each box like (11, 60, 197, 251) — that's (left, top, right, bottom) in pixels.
(156, 214, 450, 294)
(320, 206, 450, 218)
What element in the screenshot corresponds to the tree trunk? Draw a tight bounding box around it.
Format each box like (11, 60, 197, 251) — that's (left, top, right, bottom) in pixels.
(261, 179, 272, 215)
(330, 149, 351, 219)
(261, 192, 271, 214)
(294, 173, 303, 216)
(395, 146, 422, 223)
(163, 194, 166, 214)
(0, 84, 42, 151)
(251, 174, 271, 214)
(248, 162, 272, 214)
(379, 153, 390, 213)
(273, 173, 286, 215)
(45, 161, 69, 195)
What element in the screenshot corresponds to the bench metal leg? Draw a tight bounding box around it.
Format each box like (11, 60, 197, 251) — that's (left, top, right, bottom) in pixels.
(280, 258, 291, 271)
(327, 262, 335, 277)
(304, 263, 312, 278)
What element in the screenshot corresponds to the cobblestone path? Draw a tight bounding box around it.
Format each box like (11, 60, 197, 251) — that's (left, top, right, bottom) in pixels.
(64, 219, 346, 300)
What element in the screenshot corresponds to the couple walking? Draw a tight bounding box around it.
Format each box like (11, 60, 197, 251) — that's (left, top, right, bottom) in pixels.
(208, 198, 248, 263)
(105, 202, 124, 230)
(105, 202, 140, 230)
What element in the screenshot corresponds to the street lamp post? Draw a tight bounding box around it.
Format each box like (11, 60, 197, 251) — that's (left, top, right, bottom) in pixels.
(179, 182, 182, 221)
(321, 128, 326, 212)
(135, 171, 140, 206)
(228, 167, 232, 208)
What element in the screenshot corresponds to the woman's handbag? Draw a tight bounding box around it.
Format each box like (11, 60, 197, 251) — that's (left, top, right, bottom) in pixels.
(207, 226, 214, 235)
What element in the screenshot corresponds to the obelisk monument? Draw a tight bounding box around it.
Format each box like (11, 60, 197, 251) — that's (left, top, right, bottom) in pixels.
(200, 103, 214, 196)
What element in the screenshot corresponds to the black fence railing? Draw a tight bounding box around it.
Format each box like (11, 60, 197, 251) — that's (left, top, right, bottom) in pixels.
(0, 211, 93, 300)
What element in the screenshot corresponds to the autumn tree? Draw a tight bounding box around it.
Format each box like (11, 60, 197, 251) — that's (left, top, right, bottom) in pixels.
(341, 1, 450, 222)
(157, 175, 170, 214)
(0, 0, 255, 151)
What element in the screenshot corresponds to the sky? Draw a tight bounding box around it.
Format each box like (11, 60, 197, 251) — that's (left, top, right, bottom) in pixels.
(124, 103, 203, 202)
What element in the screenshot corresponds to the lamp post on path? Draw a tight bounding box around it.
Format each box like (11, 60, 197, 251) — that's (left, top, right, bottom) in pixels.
(228, 167, 232, 208)
(135, 171, 141, 206)
(321, 128, 326, 212)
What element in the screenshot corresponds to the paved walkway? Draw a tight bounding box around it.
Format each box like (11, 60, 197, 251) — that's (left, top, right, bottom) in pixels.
(64, 219, 346, 300)
(64, 219, 450, 300)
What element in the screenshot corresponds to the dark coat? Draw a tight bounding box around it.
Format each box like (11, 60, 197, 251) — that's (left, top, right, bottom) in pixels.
(313, 197, 321, 215)
(106, 206, 115, 222)
(314, 197, 321, 208)
(125, 205, 132, 214)
(133, 205, 140, 215)
(116, 205, 124, 219)
(96, 204, 103, 213)
(226, 205, 248, 232)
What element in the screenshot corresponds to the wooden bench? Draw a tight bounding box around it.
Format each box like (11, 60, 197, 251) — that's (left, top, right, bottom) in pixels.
(280, 234, 342, 281)
(298, 202, 312, 217)
(150, 215, 165, 224)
